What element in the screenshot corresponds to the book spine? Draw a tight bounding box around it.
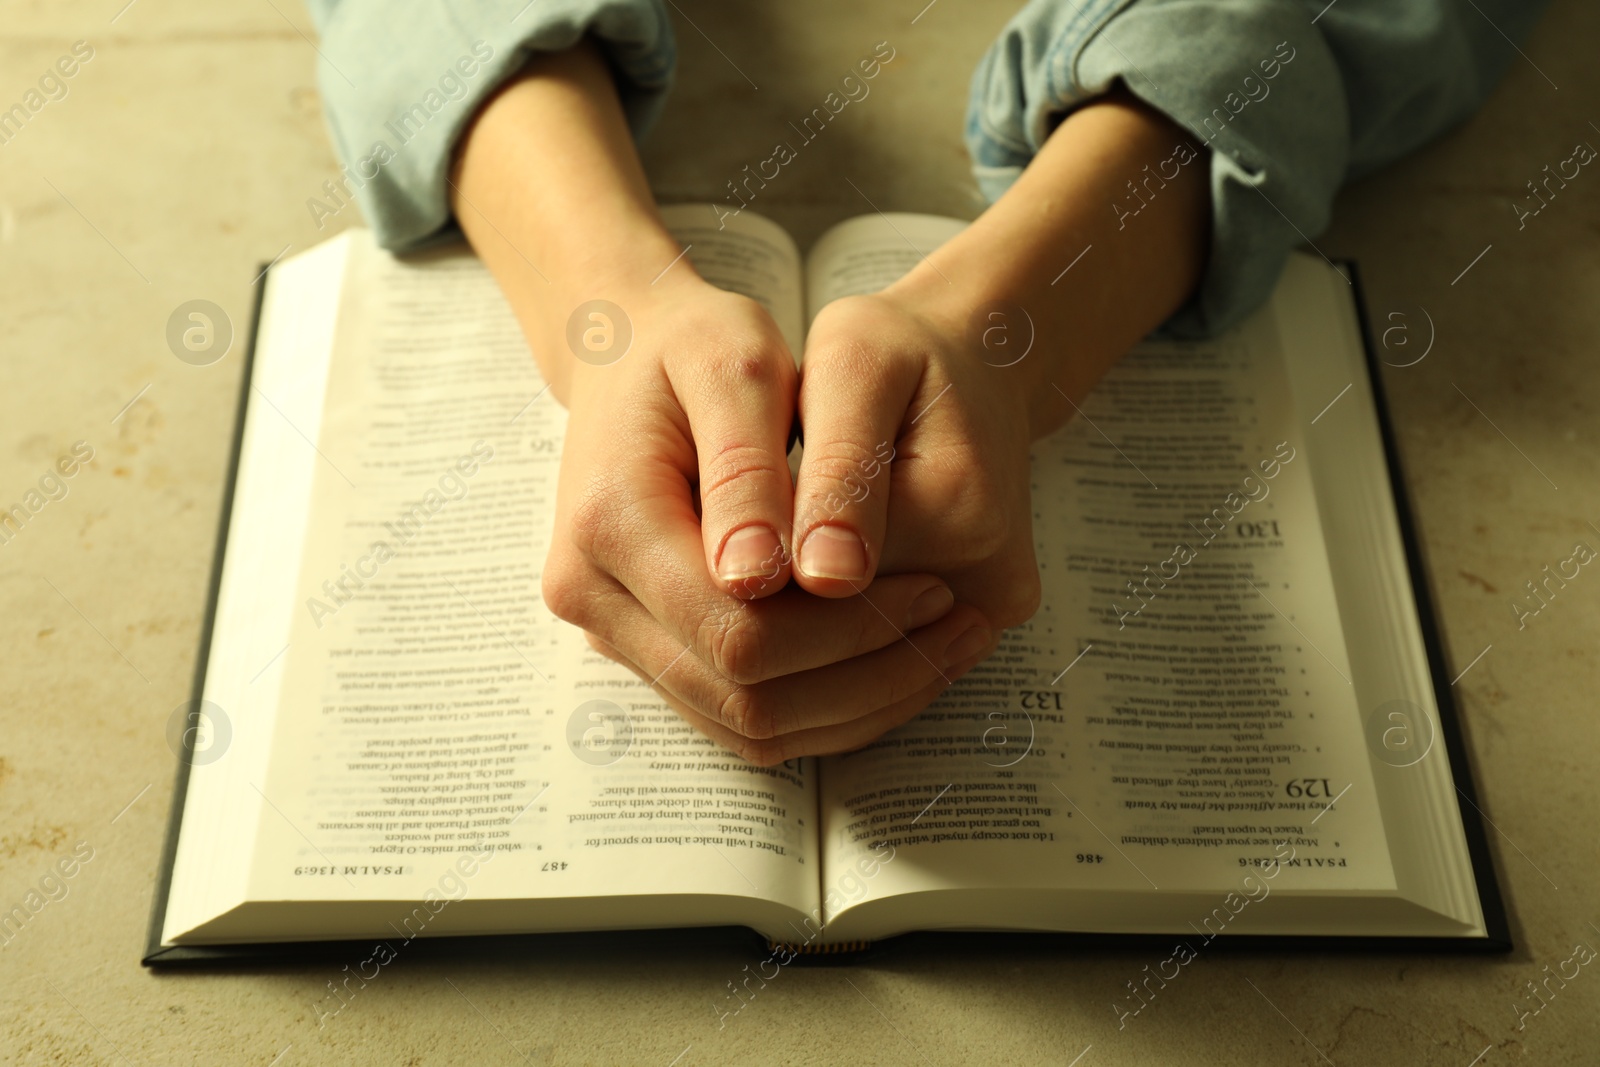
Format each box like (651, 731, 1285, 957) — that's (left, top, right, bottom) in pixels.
(766, 939, 872, 956)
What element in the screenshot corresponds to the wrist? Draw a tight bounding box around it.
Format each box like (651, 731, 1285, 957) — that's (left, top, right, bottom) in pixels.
(544, 217, 691, 306)
(883, 90, 1209, 440)
(450, 39, 704, 405)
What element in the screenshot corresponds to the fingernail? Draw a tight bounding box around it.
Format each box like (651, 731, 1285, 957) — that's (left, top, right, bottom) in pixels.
(907, 585, 955, 629)
(798, 525, 868, 581)
(943, 627, 991, 668)
(718, 525, 782, 581)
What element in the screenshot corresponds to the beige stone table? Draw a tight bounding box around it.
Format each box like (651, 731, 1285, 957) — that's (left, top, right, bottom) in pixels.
(3, 1, 1597, 1063)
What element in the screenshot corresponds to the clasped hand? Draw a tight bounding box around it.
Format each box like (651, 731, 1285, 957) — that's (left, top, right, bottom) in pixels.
(457, 64, 1206, 759)
(542, 272, 1043, 764)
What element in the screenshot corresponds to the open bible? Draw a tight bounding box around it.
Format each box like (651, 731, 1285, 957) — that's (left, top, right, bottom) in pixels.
(145, 207, 1507, 965)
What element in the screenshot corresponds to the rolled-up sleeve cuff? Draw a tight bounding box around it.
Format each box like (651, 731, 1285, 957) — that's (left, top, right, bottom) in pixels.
(310, 0, 674, 251)
(967, 0, 1350, 337)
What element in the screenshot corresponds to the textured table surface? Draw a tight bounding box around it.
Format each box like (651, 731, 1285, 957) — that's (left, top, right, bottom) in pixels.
(2, 1, 1597, 1064)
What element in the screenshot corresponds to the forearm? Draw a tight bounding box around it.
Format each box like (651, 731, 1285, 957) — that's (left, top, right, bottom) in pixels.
(890, 87, 1210, 438)
(449, 38, 688, 404)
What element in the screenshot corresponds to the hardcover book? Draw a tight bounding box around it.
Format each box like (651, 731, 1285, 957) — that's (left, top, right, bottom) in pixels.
(144, 207, 1507, 965)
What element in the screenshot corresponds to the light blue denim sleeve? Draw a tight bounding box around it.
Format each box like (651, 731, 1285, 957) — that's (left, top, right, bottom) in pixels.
(967, 0, 1550, 336)
(303, 0, 674, 251)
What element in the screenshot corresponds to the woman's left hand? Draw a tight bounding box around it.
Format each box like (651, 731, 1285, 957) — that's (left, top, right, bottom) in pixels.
(787, 85, 1216, 648)
(790, 287, 1045, 642)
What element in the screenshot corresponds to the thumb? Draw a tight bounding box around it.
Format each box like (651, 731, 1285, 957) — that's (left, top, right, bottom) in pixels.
(675, 336, 799, 600)
(790, 338, 922, 597)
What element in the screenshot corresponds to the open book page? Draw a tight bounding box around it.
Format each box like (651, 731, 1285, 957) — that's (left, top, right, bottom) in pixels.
(1268, 257, 1482, 931)
(159, 234, 354, 947)
(804, 216, 1395, 937)
(657, 205, 805, 355)
(171, 222, 820, 943)
(804, 212, 967, 317)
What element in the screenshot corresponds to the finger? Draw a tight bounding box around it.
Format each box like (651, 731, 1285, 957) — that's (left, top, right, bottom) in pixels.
(867, 433, 1045, 632)
(569, 481, 958, 683)
(672, 329, 799, 599)
(591, 627, 1000, 764)
(791, 337, 922, 596)
(579, 578, 989, 738)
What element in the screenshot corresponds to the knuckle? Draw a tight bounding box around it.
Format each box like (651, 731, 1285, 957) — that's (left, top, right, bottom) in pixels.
(992, 570, 1043, 630)
(805, 440, 882, 481)
(679, 305, 794, 381)
(848, 600, 881, 658)
(703, 606, 767, 685)
(700, 442, 790, 508)
(718, 344, 792, 388)
(802, 334, 868, 376)
(965, 516, 1011, 562)
(568, 479, 628, 565)
(799, 444, 889, 524)
(935, 513, 1008, 570)
(584, 631, 624, 665)
(919, 455, 1012, 564)
(540, 552, 592, 627)
(950, 462, 1002, 521)
(808, 296, 888, 350)
(732, 734, 789, 768)
(716, 685, 776, 740)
